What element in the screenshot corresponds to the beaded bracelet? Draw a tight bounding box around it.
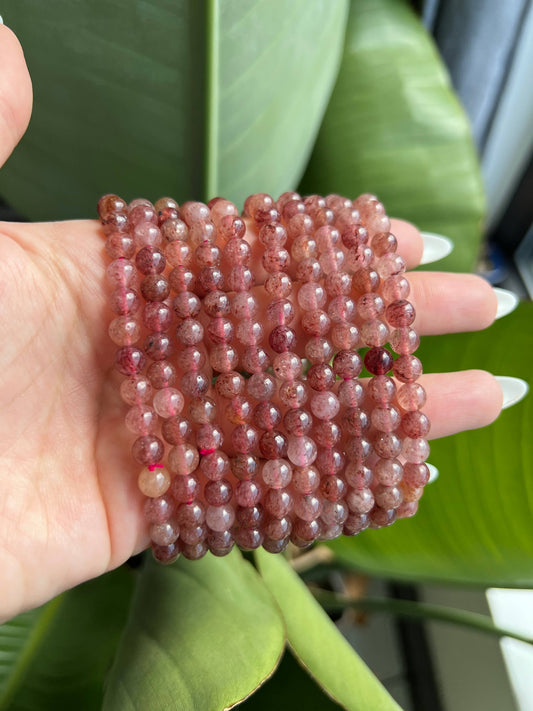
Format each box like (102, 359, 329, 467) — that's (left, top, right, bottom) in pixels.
(98, 191, 430, 563)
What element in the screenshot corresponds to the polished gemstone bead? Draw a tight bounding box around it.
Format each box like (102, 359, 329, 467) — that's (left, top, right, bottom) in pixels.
(401, 411, 431, 438)
(253, 401, 282, 430)
(343, 513, 369, 536)
(262, 247, 290, 273)
(236, 505, 264, 528)
(389, 327, 420, 355)
(367, 375, 397, 404)
(369, 507, 396, 528)
(310, 391, 340, 420)
(292, 518, 320, 542)
(150, 521, 179, 546)
(402, 437, 430, 463)
(264, 272, 292, 298)
(292, 465, 320, 493)
(144, 332, 173, 361)
(115, 346, 146, 375)
(291, 234, 317, 260)
(165, 242, 192, 268)
(106, 258, 136, 288)
(371, 231, 397, 256)
(302, 309, 331, 337)
(209, 198, 238, 226)
(319, 248, 344, 276)
(176, 501, 205, 527)
(397, 501, 419, 519)
(283, 408, 313, 436)
(360, 319, 389, 347)
(171, 474, 200, 504)
(375, 458, 403, 486)
(345, 436, 372, 462)
(235, 479, 263, 507)
(180, 371, 210, 398)
(281, 200, 305, 220)
(230, 424, 260, 458)
(294, 493, 322, 521)
(345, 462, 373, 489)
(371, 405, 401, 432)
(313, 421, 341, 447)
(241, 346, 270, 374)
(168, 443, 200, 475)
(346, 487, 374, 514)
(346, 244, 372, 271)
(331, 322, 360, 350)
(172, 292, 201, 320)
(188, 396, 217, 424)
(373, 432, 402, 459)
(141, 274, 170, 302)
(143, 302, 173, 331)
(315, 447, 345, 476)
(287, 435, 317, 466)
(225, 396, 254, 424)
(196, 423, 224, 453)
(176, 346, 205, 372)
(129, 203, 158, 227)
(218, 215, 246, 242)
(364, 346, 393, 375)
(236, 320, 264, 346)
(210, 344, 239, 373)
(152, 541, 180, 564)
(264, 488, 293, 517)
(109, 287, 141, 315)
(396, 382, 427, 410)
(267, 299, 295, 325)
(181, 541, 208, 560)
(125, 405, 158, 435)
(400, 482, 425, 503)
(133, 222, 162, 249)
(338, 380, 365, 409)
(102, 211, 128, 235)
(386, 299, 416, 328)
(148, 360, 177, 388)
(143, 495, 175, 524)
(161, 217, 188, 243)
(403, 462, 430, 487)
(243, 192, 274, 218)
(205, 504, 235, 532)
(200, 450, 230, 481)
(269, 325, 296, 353)
(261, 458, 292, 488)
(195, 266, 224, 295)
(235, 527, 263, 550)
(320, 475, 347, 502)
(321, 500, 349, 526)
(109, 316, 141, 346)
(357, 293, 385, 320)
(247, 372, 276, 401)
(226, 265, 254, 292)
(215, 371, 245, 399)
(175, 318, 204, 346)
(393, 354, 422, 383)
(207, 529, 235, 556)
(255, 207, 281, 226)
(306, 363, 335, 392)
(279, 380, 308, 408)
(332, 349, 363, 379)
(263, 516, 292, 540)
(204, 479, 233, 506)
(305, 337, 333, 364)
(324, 272, 352, 297)
(180, 200, 210, 225)
(223, 238, 251, 265)
(382, 274, 410, 302)
(105, 232, 135, 259)
(98, 193, 127, 217)
(207, 317, 234, 345)
(295, 257, 323, 282)
(161, 415, 191, 445)
(351, 268, 380, 295)
(138, 463, 170, 495)
(136, 246, 166, 275)
(195, 242, 221, 267)
(231, 292, 258, 319)
(120, 375, 153, 405)
(169, 268, 195, 296)
(341, 224, 368, 249)
(286, 213, 313, 239)
(277, 190, 302, 211)
(272, 352, 303, 380)
(342, 408, 370, 436)
(376, 253, 405, 279)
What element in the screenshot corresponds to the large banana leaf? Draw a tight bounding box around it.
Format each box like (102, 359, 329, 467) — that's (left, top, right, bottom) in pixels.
(0, 567, 134, 711)
(103, 550, 284, 711)
(0, 0, 348, 219)
(300, 0, 485, 273)
(328, 303, 533, 587)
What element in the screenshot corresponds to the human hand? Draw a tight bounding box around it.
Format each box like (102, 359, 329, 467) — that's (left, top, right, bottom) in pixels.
(0, 24, 508, 622)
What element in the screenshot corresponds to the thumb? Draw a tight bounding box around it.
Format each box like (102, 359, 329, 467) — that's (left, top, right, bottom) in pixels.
(0, 23, 32, 168)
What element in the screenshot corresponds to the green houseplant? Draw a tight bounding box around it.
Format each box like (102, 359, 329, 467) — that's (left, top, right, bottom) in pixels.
(0, 1, 531, 709)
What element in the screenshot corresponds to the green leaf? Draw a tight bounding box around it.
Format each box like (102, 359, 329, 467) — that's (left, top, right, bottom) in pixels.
(255, 550, 401, 711)
(238, 648, 343, 710)
(103, 549, 284, 711)
(0, 566, 135, 711)
(300, 0, 485, 273)
(328, 302, 533, 587)
(0, 0, 348, 220)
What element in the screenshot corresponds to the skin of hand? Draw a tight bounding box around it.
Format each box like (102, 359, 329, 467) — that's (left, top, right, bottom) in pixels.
(0, 26, 502, 622)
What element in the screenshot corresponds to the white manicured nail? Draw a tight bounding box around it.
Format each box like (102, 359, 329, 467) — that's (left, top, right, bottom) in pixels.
(495, 376, 529, 409)
(427, 463, 439, 483)
(0, 16, 4, 25)
(420, 232, 454, 265)
(493, 288, 519, 319)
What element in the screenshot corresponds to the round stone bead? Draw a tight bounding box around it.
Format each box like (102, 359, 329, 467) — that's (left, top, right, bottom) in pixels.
(371, 405, 401, 432)
(360, 319, 389, 347)
(231, 292, 258, 320)
(152, 541, 180, 564)
(343, 513, 370, 536)
(141, 274, 170, 302)
(225, 396, 254, 425)
(180, 200, 210, 225)
(294, 494, 322, 522)
(345, 436, 372, 462)
(332, 349, 363, 379)
(389, 327, 420, 355)
(367, 375, 396, 404)
(321, 500, 349, 526)
(283, 408, 313, 436)
(346, 244, 372, 271)
(165, 242, 192, 269)
(373, 458, 402, 487)
(261, 458, 292, 488)
(263, 516, 292, 540)
(195, 266, 225, 295)
(215, 371, 246, 398)
(306, 363, 335, 392)
(226, 266, 253, 292)
(235, 479, 263, 507)
(253, 401, 282, 430)
(205, 505, 235, 532)
(106, 258, 137, 288)
(161, 217, 188, 243)
(357, 293, 385, 320)
(136, 246, 166, 275)
(278, 380, 308, 408)
(143, 495, 175, 524)
(236, 320, 264, 346)
(171, 474, 200, 503)
(150, 521, 179, 546)
(132, 435, 164, 466)
(173, 292, 202, 319)
(320, 475, 347, 502)
(258, 222, 287, 248)
(327, 295, 356, 323)
(180, 371, 210, 398)
(393, 355, 423, 383)
(98, 193, 127, 217)
(138, 464, 170, 496)
(315, 447, 345, 476)
(129, 203, 157, 227)
(287, 435, 317, 466)
(105, 233, 135, 259)
(324, 272, 352, 298)
(207, 317, 234, 345)
(292, 465, 320, 493)
(346, 487, 374, 514)
(341, 223, 368, 248)
(199, 450, 230, 481)
(386, 300, 416, 327)
(176, 501, 205, 528)
(376, 253, 405, 279)
(264, 272, 292, 298)
(313, 421, 341, 447)
(305, 337, 333, 365)
(231, 424, 260, 454)
(297, 282, 327, 310)
(247, 372, 276, 401)
(264, 488, 293, 517)
(108, 316, 141, 346)
(207, 529, 235, 556)
(209, 198, 238, 226)
(243, 192, 274, 218)
(161, 415, 191, 445)
(125, 405, 158, 435)
(373, 432, 402, 459)
(101, 211, 128, 235)
(203, 290, 231, 317)
(342, 408, 370, 437)
(223, 238, 251, 266)
(402, 437, 430, 463)
(143, 302, 173, 331)
(168, 443, 200, 475)
(382, 274, 410, 302)
(301, 309, 331, 337)
(364, 347, 393, 375)
(217, 215, 245, 242)
(236, 505, 264, 528)
(403, 462, 430, 487)
(188, 396, 217, 424)
(291, 234, 317, 260)
(148, 360, 177, 389)
(109, 287, 141, 316)
(400, 482, 425, 503)
(204, 477, 233, 506)
(338, 380, 365, 408)
(310, 391, 340, 420)
(397, 501, 419, 519)
(396, 382, 427, 411)
(120, 375, 153, 406)
(351, 268, 380, 296)
(144, 332, 173, 361)
(292, 518, 320, 543)
(195, 242, 221, 268)
(269, 325, 296, 353)
(369, 507, 397, 529)
(272, 352, 303, 380)
(371, 231, 397, 256)
(196, 423, 224, 453)
(210, 344, 239, 373)
(286, 213, 313, 239)
(181, 541, 208, 560)
(401, 411, 431, 438)
(235, 527, 263, 550)
(176, 346, 205, 371)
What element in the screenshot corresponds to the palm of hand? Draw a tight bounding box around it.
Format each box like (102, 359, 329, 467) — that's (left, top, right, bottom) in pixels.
(0, 219, 146, 619)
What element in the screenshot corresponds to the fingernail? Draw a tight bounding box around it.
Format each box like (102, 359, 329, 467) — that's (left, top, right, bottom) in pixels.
(493, 287, 519, 319)
(427, 463, 439, 483)
(420, 232, 454, 265)
(495, 376, 529, 409)
(0, 16, 4, 25)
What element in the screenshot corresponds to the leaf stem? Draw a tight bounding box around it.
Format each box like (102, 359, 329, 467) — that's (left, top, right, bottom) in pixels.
(313, 590, 533, 647)
(204, 0, 219, 200)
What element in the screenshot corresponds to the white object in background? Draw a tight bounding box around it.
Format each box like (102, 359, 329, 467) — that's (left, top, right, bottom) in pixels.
(487, 589, 533, 711)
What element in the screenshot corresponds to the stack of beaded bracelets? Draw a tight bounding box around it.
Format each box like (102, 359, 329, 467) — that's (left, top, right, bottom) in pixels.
(98, 191, 430, 564)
